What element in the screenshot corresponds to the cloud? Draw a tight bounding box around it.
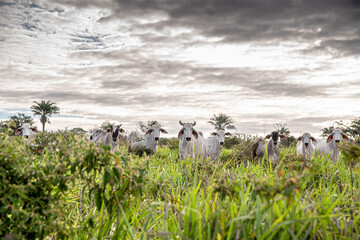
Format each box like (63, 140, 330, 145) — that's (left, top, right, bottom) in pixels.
(1, 0, 359, 137)
(52, 0, 358, 54)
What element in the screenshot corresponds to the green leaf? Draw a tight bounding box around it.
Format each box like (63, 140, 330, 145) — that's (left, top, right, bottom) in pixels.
(88, 217, 94, 228)
(104, 170, 111, 188)
(95, 188, 103, 211)
(113, 167, 121, 181)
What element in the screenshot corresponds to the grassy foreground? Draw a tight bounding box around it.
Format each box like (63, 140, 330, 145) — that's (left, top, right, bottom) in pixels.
(1, 132, 360, 239)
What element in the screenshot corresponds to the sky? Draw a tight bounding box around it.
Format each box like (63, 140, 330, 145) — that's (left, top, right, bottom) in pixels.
(0, 0, 359, 138)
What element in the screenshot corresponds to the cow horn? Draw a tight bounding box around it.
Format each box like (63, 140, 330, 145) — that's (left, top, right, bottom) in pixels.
(179, 120, 184, 126)
(193, 121, 196, 126)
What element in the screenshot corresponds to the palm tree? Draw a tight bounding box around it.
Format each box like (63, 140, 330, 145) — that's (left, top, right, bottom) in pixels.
(320, 126, 334, 137)
(274, 123, 290, 136)
(208, 113, 236, 131)
(31, 100, 60, 132)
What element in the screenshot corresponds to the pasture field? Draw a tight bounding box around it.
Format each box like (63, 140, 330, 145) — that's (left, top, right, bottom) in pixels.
(1, 131, 360, 239)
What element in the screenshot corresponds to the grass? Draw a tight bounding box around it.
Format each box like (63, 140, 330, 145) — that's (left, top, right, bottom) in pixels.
(1, 132, 360, 239)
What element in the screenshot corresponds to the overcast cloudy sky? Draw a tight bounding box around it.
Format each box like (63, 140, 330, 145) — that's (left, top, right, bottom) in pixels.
(0, 0, 359, 137)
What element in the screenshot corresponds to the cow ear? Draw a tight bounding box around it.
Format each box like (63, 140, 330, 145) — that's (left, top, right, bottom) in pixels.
(15, 128, 22, 135)
(342, 133, 349, 141)
(225, 132, 232, 136)
(119, 128, 125, 133)
(279, 134, 286, 138)
(178, 129, 184, 138)
(106, 128, 111, 133)
(146, 129, 152, 134)
(192, 129, 199, 139)
(327, 134, 333, 143)
(211, 132, 217, 136)
(265, 134, 271, 139)
(160, 128, 168, 134)
(297, 137, 302, 141)
(311, 137, 317, 142)
(31, 128, 38, 133)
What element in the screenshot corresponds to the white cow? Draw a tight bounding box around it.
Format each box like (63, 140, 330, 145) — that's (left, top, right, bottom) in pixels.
(253, 131, 286, 164)
(89, 129, 107, 143)
(178, 121, 206, 160)
(127, 124, 168, 154)
(315, 129, 349, 162)
(14, 123, 38, 139)
(206, 129, 231, 162)
(90, 124, 125, 151)
(296, 133, 317, 158)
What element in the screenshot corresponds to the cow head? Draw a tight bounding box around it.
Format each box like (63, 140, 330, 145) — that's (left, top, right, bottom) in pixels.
(145, 124, 167, 142)
(266, 131, 286, 145)
(178, 120, 198, 141)
(297, 132, 316, 148)
(327, 129, 349, 143)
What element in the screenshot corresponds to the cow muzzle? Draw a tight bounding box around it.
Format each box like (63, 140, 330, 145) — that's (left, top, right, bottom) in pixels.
(186, 137, 191, 141)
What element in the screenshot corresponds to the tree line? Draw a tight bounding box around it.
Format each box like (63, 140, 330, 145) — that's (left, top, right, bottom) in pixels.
(1, 100, 360, 144)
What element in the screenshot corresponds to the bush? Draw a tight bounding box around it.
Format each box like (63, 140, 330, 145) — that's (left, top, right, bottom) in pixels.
(167, 137, 180, 151)
(221, 134, 257, 165)
(280, 135, 297, 148)
(0, 134, 69, 239)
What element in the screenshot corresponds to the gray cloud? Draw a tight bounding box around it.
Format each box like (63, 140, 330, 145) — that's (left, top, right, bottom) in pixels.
(67, 50, 338, 98)
(1, 0, 360, 135)
(53, 0, 360, 56)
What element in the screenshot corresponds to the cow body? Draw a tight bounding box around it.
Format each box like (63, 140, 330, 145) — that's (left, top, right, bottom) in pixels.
(178, 121, 206, 160)
(206, 129, 231, 162)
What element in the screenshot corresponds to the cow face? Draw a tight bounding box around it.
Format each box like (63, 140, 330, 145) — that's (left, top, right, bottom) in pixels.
(266, 131, 286, 145)
(211, 129, 231, 146)
(178, 121, 198, 141)
(15, 123, 38, 138)
(111, 124, 125, 142)
(327, 129, 349, 143)
(297, 133, 316, 148)
(146, 124, 167, 142)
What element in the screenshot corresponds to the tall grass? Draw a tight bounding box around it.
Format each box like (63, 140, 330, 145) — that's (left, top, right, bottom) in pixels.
(1, 132, 360, 239)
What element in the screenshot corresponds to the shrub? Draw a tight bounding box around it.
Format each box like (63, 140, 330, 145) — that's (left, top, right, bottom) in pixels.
(0, 134, 69, 239)
(221, 134, 256, 165)
(167, 137, 180, 151)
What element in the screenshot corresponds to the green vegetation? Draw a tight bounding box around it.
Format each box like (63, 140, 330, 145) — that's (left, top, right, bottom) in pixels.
(1, 130, 360, 239)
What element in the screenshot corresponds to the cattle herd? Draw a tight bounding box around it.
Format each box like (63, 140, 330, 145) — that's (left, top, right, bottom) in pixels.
(12, 121, 360, 163)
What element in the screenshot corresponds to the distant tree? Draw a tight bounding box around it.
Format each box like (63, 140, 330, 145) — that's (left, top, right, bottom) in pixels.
(274, 123, 290, 136)
(70, 127, 87, 135)
(320, 126, 334, 137)
(137, 120, 159, 133)
(31, 100, 60, 132)
(100, 121, 117, 131)
(336, 117, 360, 139)
(208, 113, 236, 131)
(10, 113, 35, 130)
